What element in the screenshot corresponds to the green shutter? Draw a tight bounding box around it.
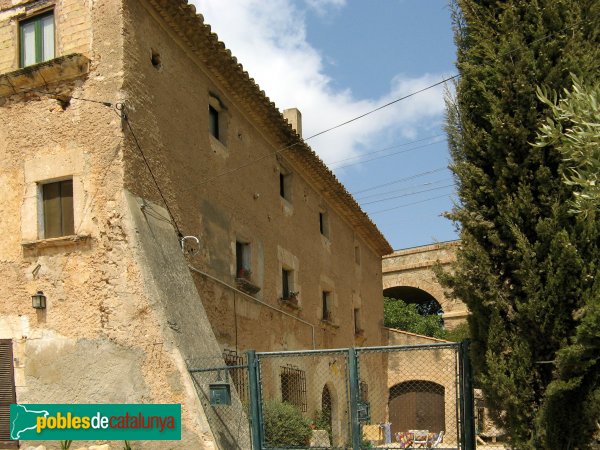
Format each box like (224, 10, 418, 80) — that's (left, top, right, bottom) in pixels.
(0, 340, 17, 449)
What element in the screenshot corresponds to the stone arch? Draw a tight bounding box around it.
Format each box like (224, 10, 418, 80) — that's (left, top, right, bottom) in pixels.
(383, 285, 443, 315)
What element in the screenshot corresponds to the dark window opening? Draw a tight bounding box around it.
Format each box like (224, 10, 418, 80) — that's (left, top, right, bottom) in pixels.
(236, 241, 251, 278)
(209, 105, 219, 139)
(280, 365, 307, 411)
(282, 269, 292, 299)
(279, 171, 292, 201)
(319, 211, 329, 237)
(354, 308, 362, 334)
(322, 291, 332, 321)
(42, 179, 74, 238)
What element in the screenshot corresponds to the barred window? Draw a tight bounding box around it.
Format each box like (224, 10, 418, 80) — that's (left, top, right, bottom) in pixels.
(223, 349, 247, 403)
(280, 365, 307, 412)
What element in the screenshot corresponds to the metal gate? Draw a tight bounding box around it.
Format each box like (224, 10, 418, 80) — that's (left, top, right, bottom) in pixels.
(249, 342, 474, 450)
(190, 342, 474, 450)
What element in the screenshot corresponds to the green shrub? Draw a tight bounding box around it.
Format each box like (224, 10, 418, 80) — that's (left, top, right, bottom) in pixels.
(263, 400, 311, 447)
(313, 409, 332, 444)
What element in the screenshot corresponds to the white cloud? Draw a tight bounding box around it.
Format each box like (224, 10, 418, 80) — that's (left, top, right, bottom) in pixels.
(190, 0, 448, 164)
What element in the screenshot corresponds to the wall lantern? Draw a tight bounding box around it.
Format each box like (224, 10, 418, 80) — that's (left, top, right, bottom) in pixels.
(32, 291, 47, 309)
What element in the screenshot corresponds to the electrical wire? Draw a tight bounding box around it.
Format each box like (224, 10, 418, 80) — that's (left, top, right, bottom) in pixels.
(351, 167, 449, 195)
(355, 177, 454, 201)
(368, 193, 454, 215)
(361, 184, 455, 206)
(324, 133, 445, 166)
(120, 107, 184, 238)
(330, 138, 446, 170)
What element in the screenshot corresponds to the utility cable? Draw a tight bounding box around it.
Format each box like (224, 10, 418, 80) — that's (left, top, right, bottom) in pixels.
(330, 138, 446, 170)
(368, 193, 454, 215)
(361, 184, 455, 206)
(120, 105, 184, 238)
(355, 177, 454, 201)
(352, 167, 449, 195)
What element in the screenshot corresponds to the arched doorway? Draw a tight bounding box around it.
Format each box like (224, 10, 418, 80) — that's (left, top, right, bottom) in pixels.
(388, 381, 445, 436)
(320, 384, 333, 443)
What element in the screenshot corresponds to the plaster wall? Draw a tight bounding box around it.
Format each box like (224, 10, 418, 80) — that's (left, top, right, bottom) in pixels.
(0, 1, 219, 448)
(119, 0, 386, 353)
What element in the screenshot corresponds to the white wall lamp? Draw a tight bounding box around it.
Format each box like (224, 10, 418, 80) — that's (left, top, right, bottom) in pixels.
(31, 291, 47, 309)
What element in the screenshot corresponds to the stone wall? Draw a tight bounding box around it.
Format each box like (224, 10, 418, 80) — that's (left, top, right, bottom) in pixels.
(382, 241, 468, 328)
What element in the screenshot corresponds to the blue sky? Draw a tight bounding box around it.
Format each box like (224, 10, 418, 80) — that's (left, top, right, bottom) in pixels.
(192, 0, 458, 250)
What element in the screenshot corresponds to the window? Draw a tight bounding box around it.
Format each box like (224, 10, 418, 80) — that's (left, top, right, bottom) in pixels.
(282, 268, 293, 299)
(280, 365, 306, 411)
(42, 179, 74, 238)
(209, 105, 219, 139)
(279, 170, 292, 201)
(354, 308, 363, 335)
(319, 211, 329, 238)
(223, 350, 247, 405)
(236, 241, 251, 278)
(354, 244, 361, 265)
(322, 291, 332, 321)
(20, 11, 55, 68)
(0, 340, 17, 449)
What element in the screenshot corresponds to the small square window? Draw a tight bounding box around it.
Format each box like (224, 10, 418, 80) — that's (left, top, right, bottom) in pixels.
(42, 179, 74, 238)
(20, 11, 55, 68)
(209, 105, 219, 140)
(322, 291, 332, 321)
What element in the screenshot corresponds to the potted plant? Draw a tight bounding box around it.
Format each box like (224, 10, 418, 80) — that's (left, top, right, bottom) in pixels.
(281, 291, 300, 306)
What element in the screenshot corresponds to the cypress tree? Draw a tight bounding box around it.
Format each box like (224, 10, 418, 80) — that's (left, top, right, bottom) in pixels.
(442, 1, 600, 447)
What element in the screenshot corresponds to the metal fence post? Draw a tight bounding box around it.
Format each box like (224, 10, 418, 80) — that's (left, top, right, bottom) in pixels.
(247, 350, 262, 450)
(459, 340, 476, 450)
(348, 347, 361, 450)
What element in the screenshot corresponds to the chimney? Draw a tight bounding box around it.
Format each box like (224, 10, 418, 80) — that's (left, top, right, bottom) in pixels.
(283, 108, 302, 138)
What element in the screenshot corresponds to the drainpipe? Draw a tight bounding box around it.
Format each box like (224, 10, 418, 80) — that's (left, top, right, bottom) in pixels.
(188, 265, 316, 349)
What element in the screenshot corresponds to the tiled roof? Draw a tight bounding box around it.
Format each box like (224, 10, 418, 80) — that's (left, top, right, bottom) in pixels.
(147, 0, 392, 256)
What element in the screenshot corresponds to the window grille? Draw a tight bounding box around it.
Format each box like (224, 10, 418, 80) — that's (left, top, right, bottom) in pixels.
(280, 365, 307, 412)
(223, 349, 247, 403)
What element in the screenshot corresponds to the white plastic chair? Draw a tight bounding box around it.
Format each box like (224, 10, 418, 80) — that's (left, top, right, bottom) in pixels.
(409, 429, 429, 447)
(430, 430, 445, 448)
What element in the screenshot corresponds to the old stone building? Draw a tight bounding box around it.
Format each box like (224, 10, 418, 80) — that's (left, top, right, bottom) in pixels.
(0, 0, 392, 448)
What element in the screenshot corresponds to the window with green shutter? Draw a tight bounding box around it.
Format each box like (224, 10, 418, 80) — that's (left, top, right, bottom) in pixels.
(42, 179, 75, 238)
(0, 340, 17, 449)
(20, 11, 55, 68)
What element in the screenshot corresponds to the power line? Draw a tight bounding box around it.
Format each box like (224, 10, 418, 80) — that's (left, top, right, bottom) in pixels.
(304, 75, 458, 141)
(352, 167, 449, 195)
(324, 133, 445, 166)
(121, 107, 184, 237)
(368, 193, 454, 215)
(355, 177, 454, 201)
(330, 138, 446, 170)
(361, 184, 455, 206)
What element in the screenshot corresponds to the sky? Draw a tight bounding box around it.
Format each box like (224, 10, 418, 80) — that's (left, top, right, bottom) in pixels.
(190, 0, 459, 250)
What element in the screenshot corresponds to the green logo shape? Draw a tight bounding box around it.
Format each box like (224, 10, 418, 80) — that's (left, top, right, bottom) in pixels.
(10, 404, 181, 440)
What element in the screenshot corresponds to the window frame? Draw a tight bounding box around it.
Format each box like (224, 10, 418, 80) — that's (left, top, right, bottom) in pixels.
(235, 241, 251, 278)
(40, 178, 75, 239)
(281, 268, 293, 300)
(209, 104, 220, 140)
(19, 10, 55, 68)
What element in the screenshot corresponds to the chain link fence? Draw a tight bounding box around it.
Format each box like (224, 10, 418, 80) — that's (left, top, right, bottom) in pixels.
(257, 350, 351, 449)
(188, 352, 251, 450)
(357, 344, 460, 449)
